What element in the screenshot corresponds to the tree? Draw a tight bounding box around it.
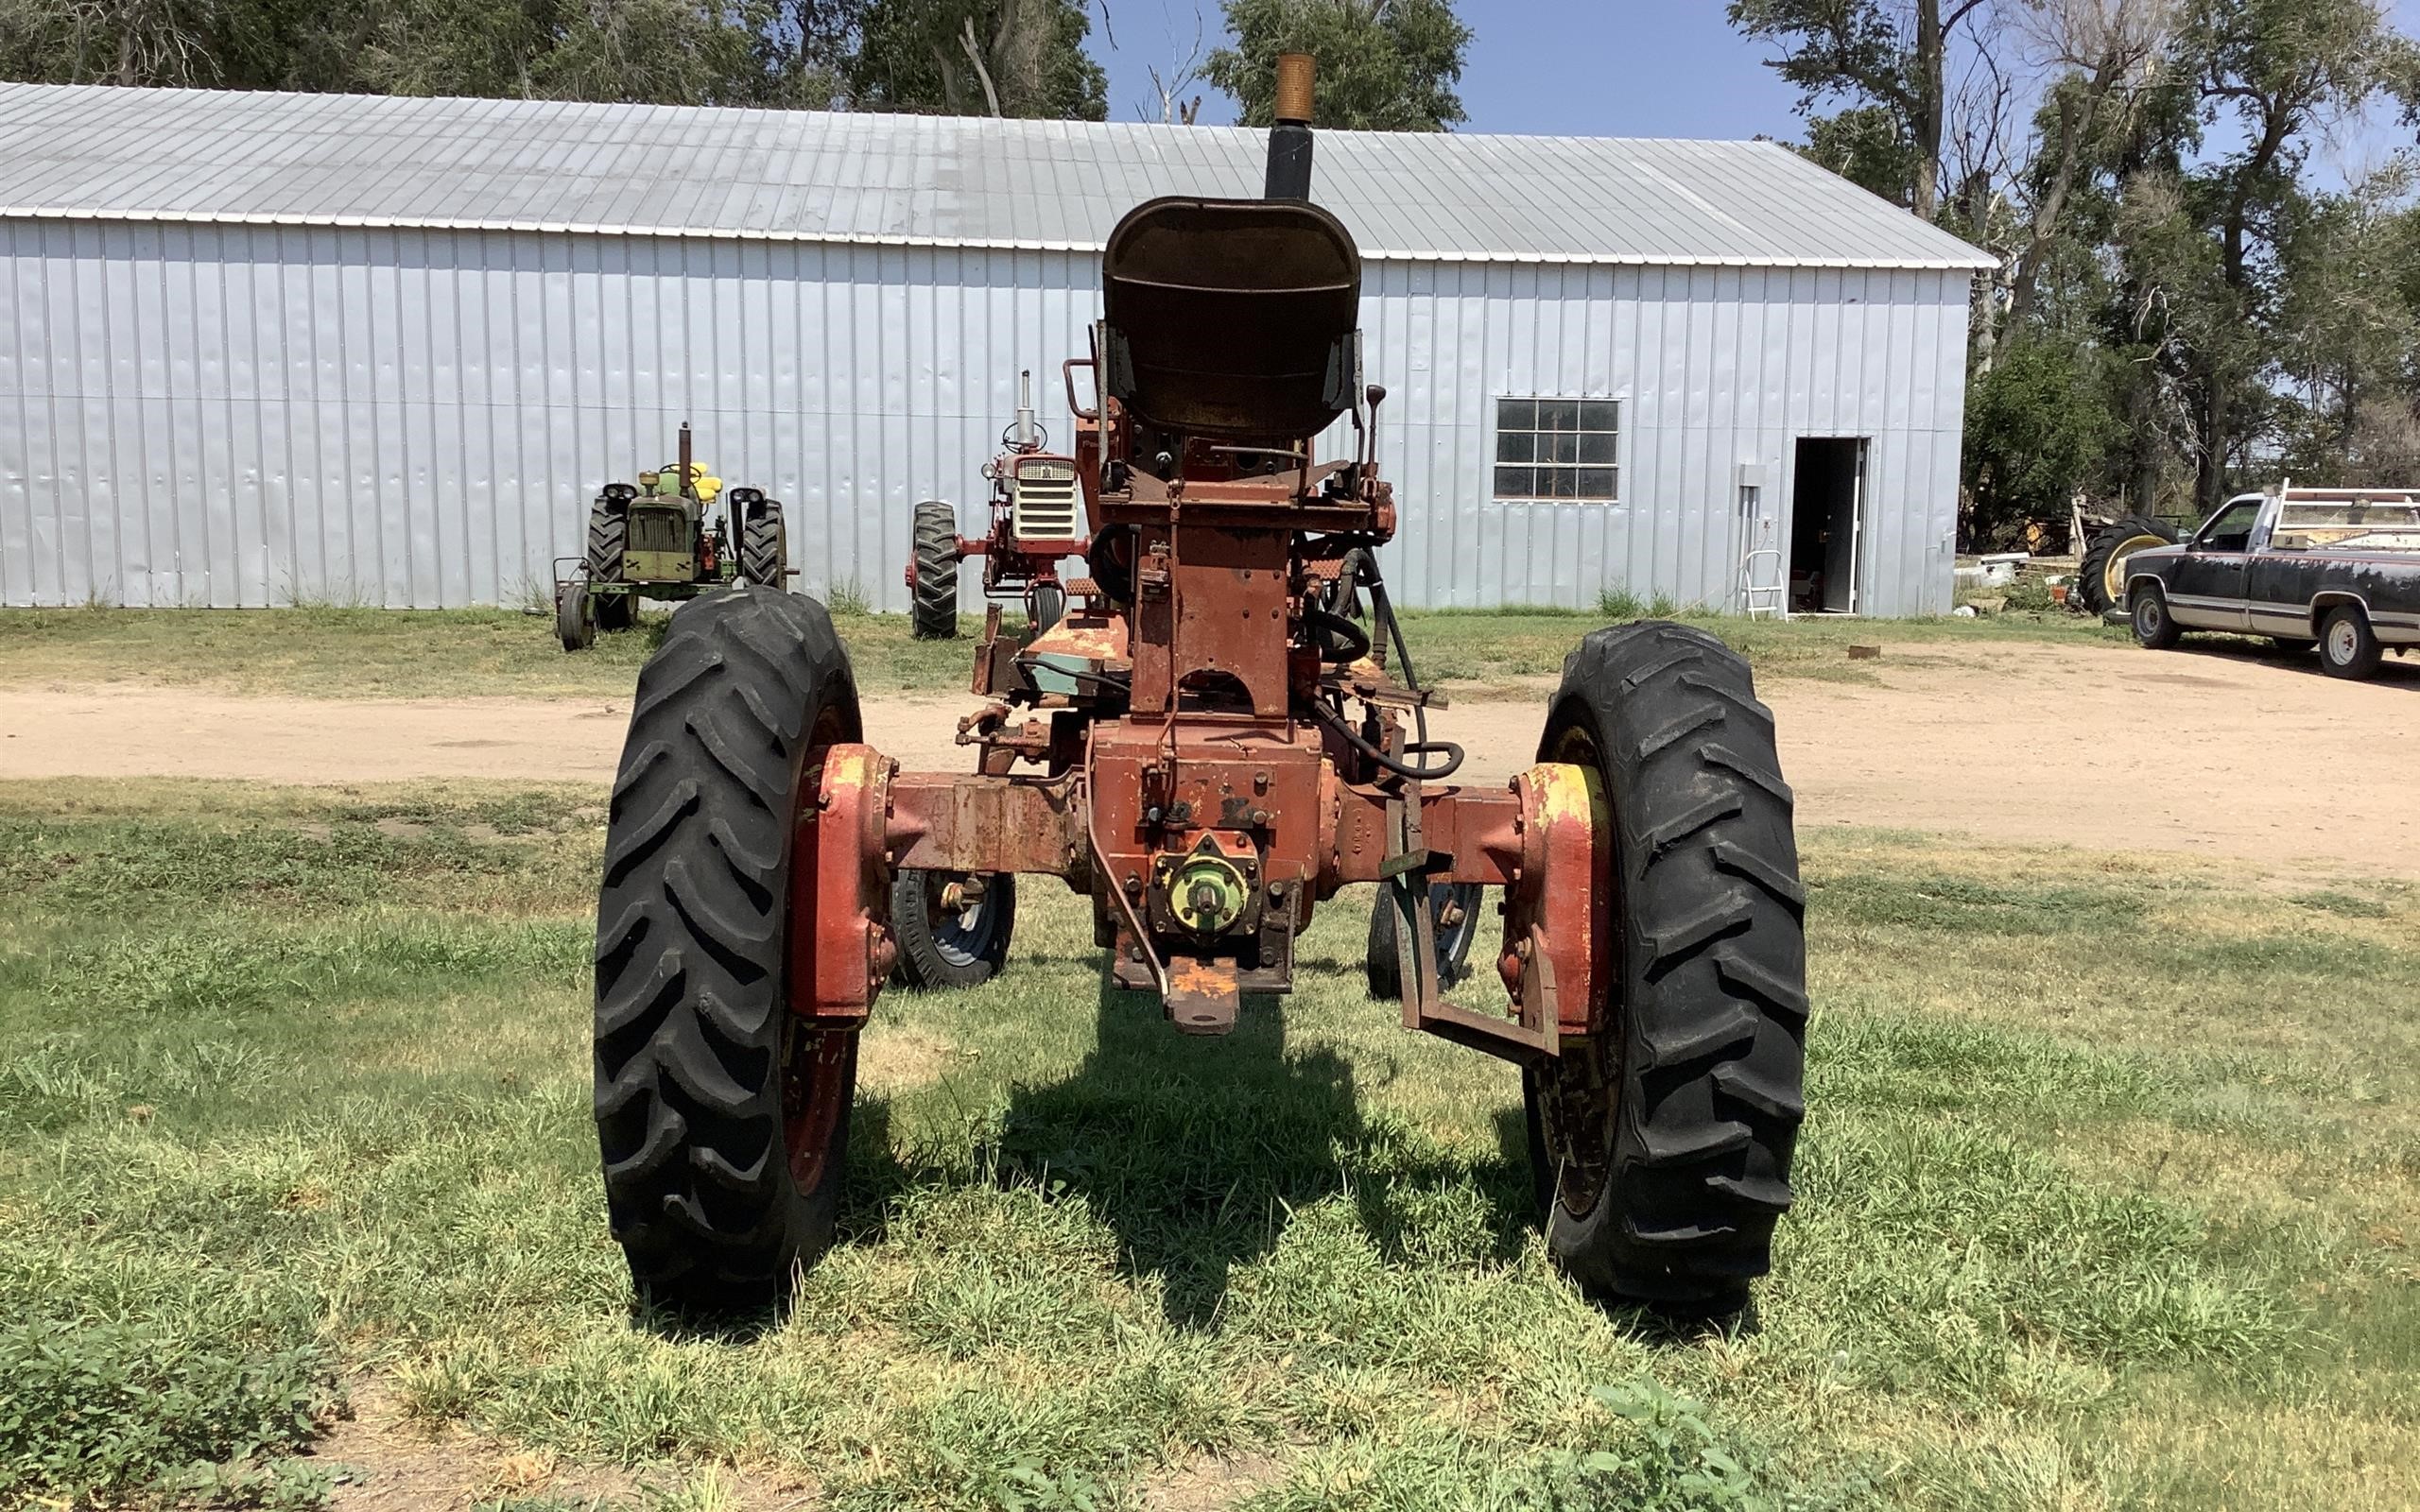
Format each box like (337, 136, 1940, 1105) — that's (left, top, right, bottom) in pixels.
(1203, 0, 1469, 130)
(850, 0, 1107, 118)
(1726, 0, 1996, 218)
(1962, 335, 2117, 542)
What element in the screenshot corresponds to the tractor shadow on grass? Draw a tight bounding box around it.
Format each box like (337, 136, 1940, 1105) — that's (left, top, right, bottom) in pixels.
(987, 971, 1537, 1330)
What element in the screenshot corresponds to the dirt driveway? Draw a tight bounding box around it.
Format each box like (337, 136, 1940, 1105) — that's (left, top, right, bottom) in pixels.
(4, 638, 2413, 875)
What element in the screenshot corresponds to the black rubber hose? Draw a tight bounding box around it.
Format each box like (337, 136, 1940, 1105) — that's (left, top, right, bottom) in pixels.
(1304, 604, 1372, 664)
(1309, 694, 1465, 782)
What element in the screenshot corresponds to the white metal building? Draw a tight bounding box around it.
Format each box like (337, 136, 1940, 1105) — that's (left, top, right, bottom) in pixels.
(0, 83, 1990, 614)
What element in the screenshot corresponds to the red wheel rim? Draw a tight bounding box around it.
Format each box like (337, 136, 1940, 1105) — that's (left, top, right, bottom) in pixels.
(782, 706, 859, 1194)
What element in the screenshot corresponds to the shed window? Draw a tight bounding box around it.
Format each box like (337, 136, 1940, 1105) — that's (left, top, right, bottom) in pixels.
(1494, 399, 1619, 502)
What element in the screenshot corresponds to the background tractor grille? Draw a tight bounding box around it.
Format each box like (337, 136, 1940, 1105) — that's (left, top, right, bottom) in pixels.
(628, 507, 689, 556)
(1011, 473, 1080, 543)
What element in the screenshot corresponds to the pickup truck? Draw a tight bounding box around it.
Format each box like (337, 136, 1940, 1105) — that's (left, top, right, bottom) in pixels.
(2126, 487, 2420, 679)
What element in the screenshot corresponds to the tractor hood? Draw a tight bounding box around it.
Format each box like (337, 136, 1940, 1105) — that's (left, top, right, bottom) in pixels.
(1098, 196, 1362, 444)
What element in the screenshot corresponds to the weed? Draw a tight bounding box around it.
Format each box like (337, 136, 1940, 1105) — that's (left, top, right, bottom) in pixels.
(822, 578, 873, 617)
(1596, 587, 1647, 620)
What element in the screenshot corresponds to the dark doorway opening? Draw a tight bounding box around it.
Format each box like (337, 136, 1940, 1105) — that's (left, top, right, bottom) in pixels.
(1789, 438, 1868, 614)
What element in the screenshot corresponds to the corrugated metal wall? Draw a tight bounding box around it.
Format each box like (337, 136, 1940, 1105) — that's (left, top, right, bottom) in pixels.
(0, 217, 1969, 614)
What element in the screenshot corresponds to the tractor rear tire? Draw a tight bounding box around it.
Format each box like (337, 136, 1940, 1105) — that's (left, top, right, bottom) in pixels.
(2076, 516, 2178, 614)
(889, 869, 1017, 989)
(742, 503, 788, 590)
(911, 500, 959, 639)
(587, 498, 628, 584)
(1525, 621, 1806, 1315)
(1365, 881, 1484, 998)
(593, 585, 865, 1314)
(556, 579, 596, 651)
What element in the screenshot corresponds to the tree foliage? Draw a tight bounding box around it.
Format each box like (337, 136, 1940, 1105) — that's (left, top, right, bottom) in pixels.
(1730, 0, 2420, 543)
(1203, 0, 1469, 129)
(850, 0, 1105, 119)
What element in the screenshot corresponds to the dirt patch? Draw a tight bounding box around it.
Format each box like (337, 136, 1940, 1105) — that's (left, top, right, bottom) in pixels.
(312, 1383, 646, 1512)
(1137, 1451, 1288, 1510)
(857, 1026, 963, 1093)
(4, 639, 2415, 875)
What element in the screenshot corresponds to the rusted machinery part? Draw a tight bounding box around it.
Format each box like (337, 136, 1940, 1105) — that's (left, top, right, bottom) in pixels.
(740, 501, 788, 590)
(910, 500, 960, 639)
(889, 868, 1017, 989)
(592, 586, 866, 1313)
(555, 577, 595, 652)
(1522, 621, 1806, 1315)
(1365, 880, 1483, 999)
(2076, 515, 2179, 614)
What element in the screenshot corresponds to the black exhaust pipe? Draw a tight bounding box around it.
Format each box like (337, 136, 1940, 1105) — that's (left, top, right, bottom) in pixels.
(1264, 53, 1315, 200)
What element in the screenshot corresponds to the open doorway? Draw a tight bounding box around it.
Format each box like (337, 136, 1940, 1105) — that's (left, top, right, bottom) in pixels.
(1789, 438, 1868, 614)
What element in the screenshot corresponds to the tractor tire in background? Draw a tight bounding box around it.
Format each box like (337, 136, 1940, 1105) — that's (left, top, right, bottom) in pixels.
(2075, 516, 2179, 615)
(911, 500, 960, 639)
(1525, 621, 1806, 1315)
(1365, 881, 1485, 999)
(587, 497, 628, 583)
(1029, 583, 1065, 636)
(741, 502, 788, 590)
(592, 586, 865, 1314)
(889, 869, 1018, 989)
(555, 579, 596, 651)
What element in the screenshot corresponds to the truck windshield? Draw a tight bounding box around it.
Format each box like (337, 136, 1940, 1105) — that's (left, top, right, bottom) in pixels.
(2273, 498, 2420, 552)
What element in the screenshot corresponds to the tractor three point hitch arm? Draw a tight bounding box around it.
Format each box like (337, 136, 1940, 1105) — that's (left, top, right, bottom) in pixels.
(591, 55, 1808, 1320)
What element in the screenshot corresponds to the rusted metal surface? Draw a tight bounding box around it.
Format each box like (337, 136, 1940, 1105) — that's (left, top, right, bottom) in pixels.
(887, 771, 1084, 878)
(790, 743, 897, 1025)
(1500, 763, 1611, 1040)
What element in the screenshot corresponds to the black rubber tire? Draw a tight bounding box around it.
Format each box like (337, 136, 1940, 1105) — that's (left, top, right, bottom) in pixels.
(1365, 881, 1484, 998)
(1029, 583, 1065, 636)
(741, 503, 787, 590)
(596, 589, 638, 633)
(2131, 582, 2181, 649)
(889, 869, 1017, 989)
(593, 585, 865, 1314)
(556, 579, 595, 651)
(587, 498, 628, 585)
(2319, 604, 2383, 680)
(1524, 621, 1806, 1314)
(911, 500, 959, 639)
(2076, 516, 2179, 614)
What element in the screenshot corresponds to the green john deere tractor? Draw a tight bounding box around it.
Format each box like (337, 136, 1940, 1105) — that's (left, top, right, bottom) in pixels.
(555, 422, 792, 650)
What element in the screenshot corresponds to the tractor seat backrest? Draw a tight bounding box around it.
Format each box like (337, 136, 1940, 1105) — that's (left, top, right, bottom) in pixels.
(1100, 197, 1361, 443)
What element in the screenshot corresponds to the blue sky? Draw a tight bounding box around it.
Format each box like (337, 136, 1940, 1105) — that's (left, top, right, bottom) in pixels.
(1092, 0, 2420, 171)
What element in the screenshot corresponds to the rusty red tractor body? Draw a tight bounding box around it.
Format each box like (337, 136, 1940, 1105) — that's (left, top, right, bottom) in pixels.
(592, 57, 1807, 1318)
(904, 370, 1086, 642)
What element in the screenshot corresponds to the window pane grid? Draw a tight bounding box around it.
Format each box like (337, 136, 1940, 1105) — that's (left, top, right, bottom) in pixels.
(1494, 397, 1618, 502)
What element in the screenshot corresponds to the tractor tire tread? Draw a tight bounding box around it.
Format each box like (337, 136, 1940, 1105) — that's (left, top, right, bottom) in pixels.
(593, 586, 861, 1313)
(911, 500, 959, 640)
(2077, 515, 2180, 615)
(1531, 620, 1806, 1311)
(741, 504, 787, 590)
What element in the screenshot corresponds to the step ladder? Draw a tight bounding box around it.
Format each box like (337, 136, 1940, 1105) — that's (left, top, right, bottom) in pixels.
(1739, 547, 1787, 621)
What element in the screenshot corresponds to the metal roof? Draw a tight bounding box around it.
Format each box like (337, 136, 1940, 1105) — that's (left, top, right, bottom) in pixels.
(0, 82, 1995, 270)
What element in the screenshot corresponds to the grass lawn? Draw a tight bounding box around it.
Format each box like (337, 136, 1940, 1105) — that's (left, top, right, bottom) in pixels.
(0, 602, 2123, 701)
(2, 781, 2412, 1509)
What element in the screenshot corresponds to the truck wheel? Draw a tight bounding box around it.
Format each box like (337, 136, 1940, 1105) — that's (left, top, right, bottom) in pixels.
(2077, 516, 2178, 614)
(911, 500, 959, 639)
(889, 870, 1017, 989)
(1365, 881, 1484, 998)
(594, 587, 865, 1314)
(2319, 604, 2383, 680)
(741, 503, 788, 590)
(2131, 583, 2181, 649)
(556, 579, 596, 651)
(1525, 622, 1806, 1314)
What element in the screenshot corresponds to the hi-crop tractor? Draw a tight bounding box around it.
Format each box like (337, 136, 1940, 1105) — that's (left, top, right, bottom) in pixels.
(590, 57, 1807, 1318)
(906, 371, 1085, 641)
(556, 422, 791, 650)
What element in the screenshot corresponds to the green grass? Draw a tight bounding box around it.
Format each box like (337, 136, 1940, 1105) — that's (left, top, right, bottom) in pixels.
(3, 784, 2411, 1508)
(0, 602, 2121, 702)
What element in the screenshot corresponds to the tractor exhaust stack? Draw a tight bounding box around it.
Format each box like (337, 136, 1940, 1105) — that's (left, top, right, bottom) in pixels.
(1264, 53, 1315, 200)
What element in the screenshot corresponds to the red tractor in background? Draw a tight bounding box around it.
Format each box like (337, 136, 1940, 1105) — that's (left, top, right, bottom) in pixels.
(591, 56, 1806, 1319)
(907, 370, 1083, 641)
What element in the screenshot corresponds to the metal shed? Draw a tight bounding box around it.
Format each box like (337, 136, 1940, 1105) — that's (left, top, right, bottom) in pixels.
(0, 83, 1992, 614)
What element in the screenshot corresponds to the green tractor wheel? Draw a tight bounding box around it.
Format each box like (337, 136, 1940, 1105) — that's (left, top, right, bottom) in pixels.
(587, 497, 628, 583)
(742, 502, 788, 589)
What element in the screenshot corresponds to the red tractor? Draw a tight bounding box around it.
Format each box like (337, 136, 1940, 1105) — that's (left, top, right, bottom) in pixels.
(907, 370, 1083, 641)
(591, 56, 1806, 1318)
